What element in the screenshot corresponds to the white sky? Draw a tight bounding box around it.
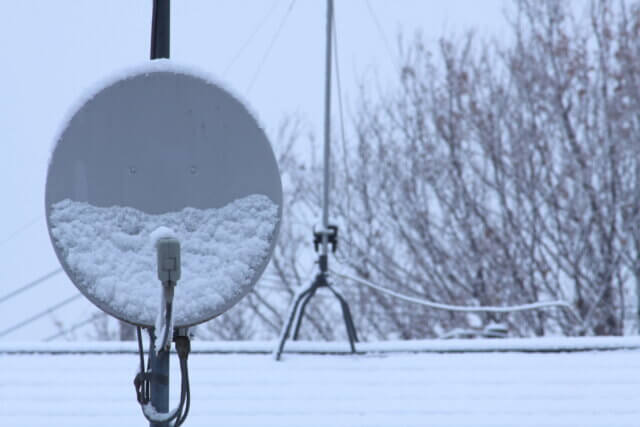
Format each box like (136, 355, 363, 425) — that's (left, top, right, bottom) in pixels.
(0, 0, 507, 340)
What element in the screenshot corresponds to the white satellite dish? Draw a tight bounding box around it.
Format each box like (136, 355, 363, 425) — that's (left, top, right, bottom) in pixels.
(45, 62, 282, 328)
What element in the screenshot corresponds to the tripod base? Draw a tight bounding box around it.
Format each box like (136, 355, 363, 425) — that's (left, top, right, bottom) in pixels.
(274, 272, 358, 360)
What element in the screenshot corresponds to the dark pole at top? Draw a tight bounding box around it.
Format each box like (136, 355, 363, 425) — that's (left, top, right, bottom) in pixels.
(149, 4, 171, 425)
(150, 0, 170, 59)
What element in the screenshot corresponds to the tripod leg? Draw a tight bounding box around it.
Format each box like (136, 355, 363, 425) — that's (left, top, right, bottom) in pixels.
(326, 285, 358, 353)
(326, 284, 356, 340)
(274, 286, 314, 361)
(342, 301, 359, 343)
(340, 299, 359, 346)
(292, 287, 317, 340)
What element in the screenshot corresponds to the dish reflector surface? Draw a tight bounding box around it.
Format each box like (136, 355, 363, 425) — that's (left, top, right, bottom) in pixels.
(45, 64, 282, 327)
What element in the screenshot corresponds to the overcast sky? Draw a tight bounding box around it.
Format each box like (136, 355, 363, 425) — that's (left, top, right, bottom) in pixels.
(0, 0, 507, 340)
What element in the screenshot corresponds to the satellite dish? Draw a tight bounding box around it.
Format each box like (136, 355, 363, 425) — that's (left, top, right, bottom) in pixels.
(45, 62, 282, 328)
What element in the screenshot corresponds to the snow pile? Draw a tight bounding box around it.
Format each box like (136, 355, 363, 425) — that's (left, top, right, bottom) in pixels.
(49, 194, 278, 326)
(150, 226, 177, 245)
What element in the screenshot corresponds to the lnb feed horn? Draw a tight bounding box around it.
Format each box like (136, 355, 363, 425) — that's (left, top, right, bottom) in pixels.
(156, 236, 181, 283)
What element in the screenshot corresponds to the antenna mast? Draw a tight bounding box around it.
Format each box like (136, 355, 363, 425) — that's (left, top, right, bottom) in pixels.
(275, 0, 358, 360)
(320, 0, 333, 263)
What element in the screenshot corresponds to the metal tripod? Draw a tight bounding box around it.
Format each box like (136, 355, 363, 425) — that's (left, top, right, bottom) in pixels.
(274, 228, 358, 360)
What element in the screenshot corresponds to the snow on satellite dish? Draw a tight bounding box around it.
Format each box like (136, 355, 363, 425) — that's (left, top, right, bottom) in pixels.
(45, 61, 282, 327)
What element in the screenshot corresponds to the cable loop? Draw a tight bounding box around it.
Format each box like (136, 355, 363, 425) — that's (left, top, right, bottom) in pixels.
(134, 327, 191, 426)
(329, 269, 582, 322)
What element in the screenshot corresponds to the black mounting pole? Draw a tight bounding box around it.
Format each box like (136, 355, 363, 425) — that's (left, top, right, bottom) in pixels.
(150, 0, 170, 59)
(149, 3, 170, 426)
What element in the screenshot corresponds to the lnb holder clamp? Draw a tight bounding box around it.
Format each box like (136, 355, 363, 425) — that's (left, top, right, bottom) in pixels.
(313, 225, 338, 253)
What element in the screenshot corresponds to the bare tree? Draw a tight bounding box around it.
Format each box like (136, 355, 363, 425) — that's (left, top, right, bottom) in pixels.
(202, 0, 640, 341)
(71, 0, 640, 342)
(336, 0, 640, 337)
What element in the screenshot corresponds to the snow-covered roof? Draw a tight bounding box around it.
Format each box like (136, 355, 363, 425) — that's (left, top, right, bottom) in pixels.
(3, 336, 640, 355)
(2, 338, 640, 426)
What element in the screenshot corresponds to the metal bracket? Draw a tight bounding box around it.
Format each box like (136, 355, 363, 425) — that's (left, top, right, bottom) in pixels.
(313, 225, 338, 253)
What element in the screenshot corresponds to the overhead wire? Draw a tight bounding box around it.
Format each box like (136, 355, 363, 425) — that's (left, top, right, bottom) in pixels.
(0, 215, 42, 248)
(245, 0, 297, 95)
(332, 7, 348, 157)
(43, 312, 104, 341)
(364, 0, 401, 71)
(331, 2, 359, 225)
(223, 0, 281, 76)
(0, 268, 63, 306)
(0, 293, 82, 338)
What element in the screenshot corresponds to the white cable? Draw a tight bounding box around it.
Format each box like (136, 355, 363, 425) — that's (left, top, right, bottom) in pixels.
(329, 269, 581, 321)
